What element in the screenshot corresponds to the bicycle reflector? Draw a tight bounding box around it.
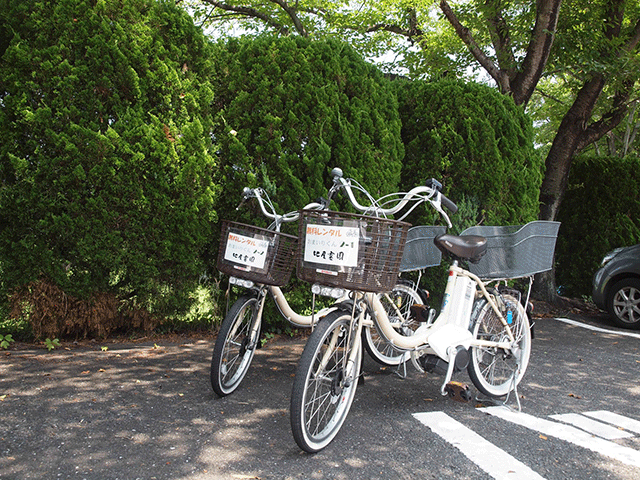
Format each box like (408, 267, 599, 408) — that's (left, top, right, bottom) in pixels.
(229, 276, 255, 289)
(311, 284, 347, 299)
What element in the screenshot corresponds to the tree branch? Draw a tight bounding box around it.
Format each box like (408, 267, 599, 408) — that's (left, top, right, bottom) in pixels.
(483, 0, 516, 77)
(576, 0, 638, 150)
(535, 87, 568, 106)
(270, 0, 308, 37)
(623, 18, 640, 53)
(439, 0, 510, 94)
(364, 23, 412, 37)
(198, 1, 290, 34)
(511, 0, 562, 105)
(577, 79, 634, 151)
(363, 8, 423, 44)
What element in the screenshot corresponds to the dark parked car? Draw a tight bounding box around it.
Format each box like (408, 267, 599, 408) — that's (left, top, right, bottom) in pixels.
(592, 244, 640, 329)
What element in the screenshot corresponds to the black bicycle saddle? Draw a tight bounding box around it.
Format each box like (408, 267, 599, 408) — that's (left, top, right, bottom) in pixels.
(434, 234, 487, 263)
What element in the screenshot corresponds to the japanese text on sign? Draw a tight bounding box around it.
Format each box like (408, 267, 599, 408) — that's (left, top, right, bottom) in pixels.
(224, 232, 269, 269)
(304, 224, 360, 267)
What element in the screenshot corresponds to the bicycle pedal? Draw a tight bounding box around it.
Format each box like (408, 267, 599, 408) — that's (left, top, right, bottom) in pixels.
(410, 304, 431, 322)
(444, 381, 471, 403)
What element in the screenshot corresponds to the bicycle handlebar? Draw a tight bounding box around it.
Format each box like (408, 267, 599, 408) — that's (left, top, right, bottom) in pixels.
(237, 167, 456, 229)
(439, 193, 458, 215)
(330, 167, 456, 227)
(236, 187, 326, 230)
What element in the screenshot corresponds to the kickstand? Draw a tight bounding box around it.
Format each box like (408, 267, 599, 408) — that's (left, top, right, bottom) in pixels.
(502, 367, 523, 411)
(474, 368, 523, 411)
(393, 353, 409, 379)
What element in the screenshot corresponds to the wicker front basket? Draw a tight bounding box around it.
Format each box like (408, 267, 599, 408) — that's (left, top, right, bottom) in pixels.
(217, 221, 298, 286)
(297, 210, 410, 293)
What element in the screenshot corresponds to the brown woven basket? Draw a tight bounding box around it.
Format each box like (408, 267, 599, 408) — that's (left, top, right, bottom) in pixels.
(297, 210, 410, 293)
(217, 221, 298, 286)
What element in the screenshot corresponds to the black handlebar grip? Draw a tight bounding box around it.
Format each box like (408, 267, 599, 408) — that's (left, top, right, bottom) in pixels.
(440, 194, 458, 214)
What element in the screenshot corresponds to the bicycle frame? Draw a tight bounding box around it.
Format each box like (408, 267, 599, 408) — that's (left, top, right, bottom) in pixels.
(289, 169, 551, 453)
(226, 276, 340, 331)
(353, 261, 520, 394)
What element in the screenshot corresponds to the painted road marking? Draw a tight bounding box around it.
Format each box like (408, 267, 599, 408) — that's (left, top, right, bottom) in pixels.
(549, 413, 634, 440)
(413, 411, 547, 480)
(479, 406, 640, 468)
(552, 317, 640, 339)
(583, 410, 640, 435)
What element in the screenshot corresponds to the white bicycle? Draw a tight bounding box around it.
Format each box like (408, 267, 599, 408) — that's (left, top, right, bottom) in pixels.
(212, 182, 424, 396)
(289, 169, 559, 452)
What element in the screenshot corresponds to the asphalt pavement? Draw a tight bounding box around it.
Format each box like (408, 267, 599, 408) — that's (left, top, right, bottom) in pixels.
(1, 307, 639, 480)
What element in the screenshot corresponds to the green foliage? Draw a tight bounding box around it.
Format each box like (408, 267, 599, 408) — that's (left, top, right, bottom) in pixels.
(0, 334, 14, 349)
(555, 155, 640, 297)
(207, 35, 405, 322)
(0, 0, 220, 322)
(44, 338, 61, 352)
(394, 78, 543, 229)
(210, 35, 403, 231)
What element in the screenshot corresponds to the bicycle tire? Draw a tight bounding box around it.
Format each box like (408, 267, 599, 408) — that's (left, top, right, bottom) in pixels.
(290, 310, 362, 453)
(467, 294, 531, 398)
(363, 282, 425, 366)
(210, 293, 261, 397)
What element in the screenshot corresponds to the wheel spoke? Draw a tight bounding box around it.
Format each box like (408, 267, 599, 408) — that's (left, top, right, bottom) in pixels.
(614, 287, 640, 323)
(291, 311, 361, 452)
(468, 294, 531, 398)
(364, 283, 423, 366)
(211, 295, 260, 396)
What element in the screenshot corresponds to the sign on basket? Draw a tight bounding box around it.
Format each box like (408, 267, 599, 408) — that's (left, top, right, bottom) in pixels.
(224, 231, 270, 270)
(303, 224, 360, 268)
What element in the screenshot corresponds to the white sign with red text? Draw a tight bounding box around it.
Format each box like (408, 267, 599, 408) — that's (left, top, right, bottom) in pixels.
(304, 224, 360, 267)
(224, 232, 269, 270)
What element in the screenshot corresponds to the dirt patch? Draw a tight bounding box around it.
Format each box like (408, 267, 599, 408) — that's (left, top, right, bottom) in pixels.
(531, 296, 604, 320)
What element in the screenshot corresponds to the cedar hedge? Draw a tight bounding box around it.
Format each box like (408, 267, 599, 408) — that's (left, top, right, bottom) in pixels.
(555, 155, 640, 298)
(0, 0, 219, 335)
(0, 0, 552, 337)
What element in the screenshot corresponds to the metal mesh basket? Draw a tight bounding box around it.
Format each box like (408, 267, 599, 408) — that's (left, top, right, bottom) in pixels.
(399, 225, 447, 272)
(297, 210, 410, 293)
(217, 221, 298, 286)
(460, 221, 560, 279)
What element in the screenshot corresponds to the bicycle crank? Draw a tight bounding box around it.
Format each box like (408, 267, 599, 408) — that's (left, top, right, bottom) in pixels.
(444, 381, 472, 402)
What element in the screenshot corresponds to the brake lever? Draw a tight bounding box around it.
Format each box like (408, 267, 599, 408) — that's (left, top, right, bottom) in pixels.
(236, 187, 254, 210)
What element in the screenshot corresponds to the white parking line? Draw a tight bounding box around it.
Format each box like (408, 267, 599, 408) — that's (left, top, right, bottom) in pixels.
(480, 406, 640, 468)
(549, 413, 634, 440)
(583, 410, 640, 435)
(552, 317, 640, 339)
(413, 411, 547, 480)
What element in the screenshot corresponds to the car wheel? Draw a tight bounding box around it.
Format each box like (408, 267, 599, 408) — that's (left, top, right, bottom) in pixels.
(607, 278, 640, 329)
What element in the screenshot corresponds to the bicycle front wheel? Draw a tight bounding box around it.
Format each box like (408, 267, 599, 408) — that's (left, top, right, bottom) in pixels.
(290, 310, 362, 453)
(467, 294, 531, 398)
(210, 293, 261, 397)
(363, 282, 425, 366)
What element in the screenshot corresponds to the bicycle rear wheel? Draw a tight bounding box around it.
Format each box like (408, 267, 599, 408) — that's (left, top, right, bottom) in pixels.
(210, 293, 261, 397)
(290, 310, 361, 453)
(363, 282, 425, 366)
(467, 294, 531, 398)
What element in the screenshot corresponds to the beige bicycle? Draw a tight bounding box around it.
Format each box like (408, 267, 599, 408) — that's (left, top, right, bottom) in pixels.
(289, 169, 559, 452)
(212, 182, 425, 396)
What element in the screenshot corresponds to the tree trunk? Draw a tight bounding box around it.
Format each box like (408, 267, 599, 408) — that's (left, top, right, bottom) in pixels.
(538, 75, 606, 223)
(533, 75, 607, 302)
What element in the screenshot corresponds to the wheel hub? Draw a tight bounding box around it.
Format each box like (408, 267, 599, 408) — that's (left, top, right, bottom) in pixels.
(239, 336, 249, 357)
(614, 286, 640, 324)
(330, 368, 344, 400)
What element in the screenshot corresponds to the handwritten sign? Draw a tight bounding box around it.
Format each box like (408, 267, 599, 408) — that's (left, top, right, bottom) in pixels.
(303, 223, 360, 267)
(224, 231, 269, 270)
